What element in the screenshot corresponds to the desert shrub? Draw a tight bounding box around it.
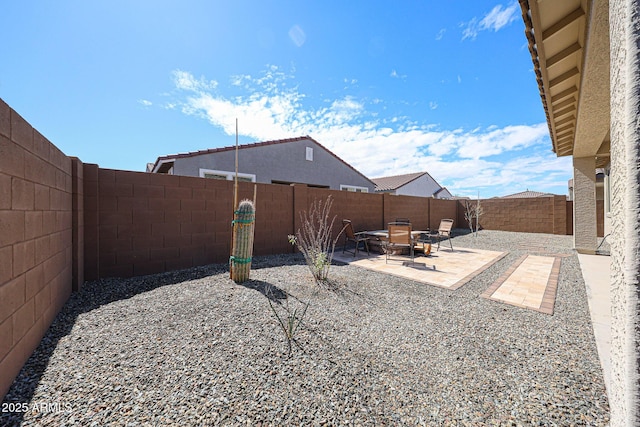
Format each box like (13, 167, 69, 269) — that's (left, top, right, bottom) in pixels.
(464, 199, 484, 236)
(288, 196, 344, 287)
(267, 290, 309, 358)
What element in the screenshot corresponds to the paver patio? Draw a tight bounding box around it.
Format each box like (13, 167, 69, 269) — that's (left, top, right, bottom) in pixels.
(334, 245, 564, 316)
(480, 254, 561, 315)
(333, 246, 507, 290)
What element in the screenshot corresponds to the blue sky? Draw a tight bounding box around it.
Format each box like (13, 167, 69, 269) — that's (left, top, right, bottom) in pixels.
(0, 1, 572, 198)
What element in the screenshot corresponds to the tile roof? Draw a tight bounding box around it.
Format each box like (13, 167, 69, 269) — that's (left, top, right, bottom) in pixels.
(500, 190, 556, 199)
(151, 136, 373, 184)
(371, 172, 428, 192)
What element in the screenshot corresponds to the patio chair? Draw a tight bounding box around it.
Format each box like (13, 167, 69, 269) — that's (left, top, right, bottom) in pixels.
(385, 222, 415, 264)
(342, 219, 370, 257)
(431, 219, 454, 251)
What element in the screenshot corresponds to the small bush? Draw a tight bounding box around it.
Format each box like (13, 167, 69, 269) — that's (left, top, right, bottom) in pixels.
(464, 199, 484, 237)
(267, 291, 309, 358)
(288, 196, 344, 287)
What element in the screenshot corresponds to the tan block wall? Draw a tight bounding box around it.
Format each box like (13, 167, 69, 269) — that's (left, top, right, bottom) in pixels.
(299, 187, 384, 243)
(88, 180, 581, 281)
(552, 195, 568, 236)
(85, 169, 295, 279)
(0, 99, 75, 400)
(469, 197, 557, 234)
(429, 198, 459, 231)
(383, 194, 430, 230)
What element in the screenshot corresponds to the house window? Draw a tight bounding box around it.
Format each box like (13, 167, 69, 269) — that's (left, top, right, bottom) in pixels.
(306, 147, 314, 161)
(202, 172, 227, 180)
(199, 168, 256, 182)
(340, 185, 369, 193)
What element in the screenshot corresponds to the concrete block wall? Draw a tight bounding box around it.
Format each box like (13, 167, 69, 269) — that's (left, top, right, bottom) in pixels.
(0, 99, 76, 400)
(566, 201, 574, 236)
(93, 169, 228, 278)
(383, 194, 431, 230)
(249, 182, 294, 257)
(81, 168, 584, 282)
(71, 158, 84, 290)
(85, 168, 295, 279)
(291, 190, 458, 244)
(552, 195, 568, 236)
(428, 198, 459, 231)
(302, 186, 384, 238)
(474, 197, 557, 234)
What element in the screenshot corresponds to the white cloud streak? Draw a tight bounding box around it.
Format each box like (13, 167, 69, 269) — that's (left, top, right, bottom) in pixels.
(461, 2, 519, 41)
(168, 66, 568, 197)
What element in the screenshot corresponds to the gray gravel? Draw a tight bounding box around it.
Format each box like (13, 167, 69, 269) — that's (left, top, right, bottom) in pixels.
(1, 230, 610, 426)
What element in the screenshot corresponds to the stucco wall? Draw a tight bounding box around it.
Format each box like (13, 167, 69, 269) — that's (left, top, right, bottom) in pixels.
(395, 174, 441, 198)
(172, 138, 375, 192)
(609, 0, 640, 424)
(573, 157, 598, 253)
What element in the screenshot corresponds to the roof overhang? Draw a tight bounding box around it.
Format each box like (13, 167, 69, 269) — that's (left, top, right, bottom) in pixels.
(152, 159, 175, 173)
(520, 0, 610, 167)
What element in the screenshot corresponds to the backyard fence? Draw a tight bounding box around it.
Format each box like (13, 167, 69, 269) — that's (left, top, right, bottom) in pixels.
(0, 97, 598, 400)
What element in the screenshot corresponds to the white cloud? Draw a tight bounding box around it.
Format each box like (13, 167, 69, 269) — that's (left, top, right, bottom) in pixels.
(455, 123, 549, 159)
(429, 101, 438, 110)
(480, 2, 519, 32)
(435, 28, 446, 41)
(169, 67, 568, 197)
(461, 2, 519, 41)
(390, 69, 406, 79)
(138, 99, 152, 107)
(172, 70, 218, 91)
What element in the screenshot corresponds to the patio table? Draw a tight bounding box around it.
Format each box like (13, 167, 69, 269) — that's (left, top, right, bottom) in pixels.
(364, 230, 429, 239)
(364, 230, 432, 255)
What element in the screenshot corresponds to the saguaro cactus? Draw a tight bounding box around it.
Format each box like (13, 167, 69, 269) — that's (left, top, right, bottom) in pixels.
(230, 199, 256, 283)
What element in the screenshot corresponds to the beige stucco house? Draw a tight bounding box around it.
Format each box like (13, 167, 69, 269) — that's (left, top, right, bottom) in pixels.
(519, 0, 638, 424)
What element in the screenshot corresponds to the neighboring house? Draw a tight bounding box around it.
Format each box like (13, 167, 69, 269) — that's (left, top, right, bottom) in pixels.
(149, 136, 375, 193)
(499, 190, 556, 199)
(520, 0, 640, 423)
(372, 172, 452, 198)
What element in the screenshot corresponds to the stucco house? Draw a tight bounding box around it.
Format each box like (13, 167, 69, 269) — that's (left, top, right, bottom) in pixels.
(519, 0, 639, 424)
(372, 171, 452, 198)
(148, 136, 375, 193)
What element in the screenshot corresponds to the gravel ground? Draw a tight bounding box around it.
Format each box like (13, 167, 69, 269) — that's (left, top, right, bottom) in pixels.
(1, 230, 610, 426)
